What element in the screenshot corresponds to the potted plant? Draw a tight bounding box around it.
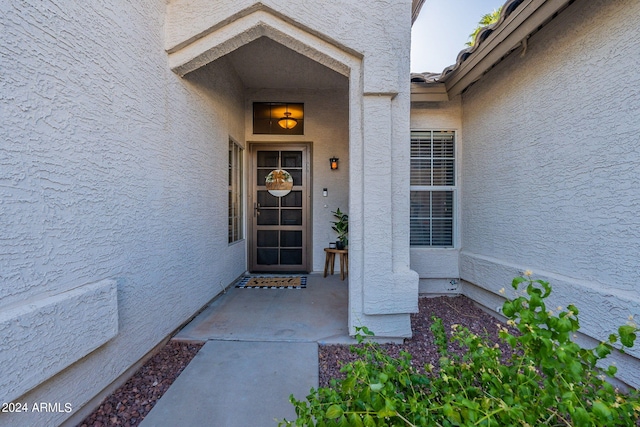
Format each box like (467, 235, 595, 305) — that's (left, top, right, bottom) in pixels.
(331, 208, 348, 250)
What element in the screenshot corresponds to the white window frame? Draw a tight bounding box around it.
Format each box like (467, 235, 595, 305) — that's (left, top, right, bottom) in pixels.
(229, 138, 244, 244)
(410, 130, 458, 248)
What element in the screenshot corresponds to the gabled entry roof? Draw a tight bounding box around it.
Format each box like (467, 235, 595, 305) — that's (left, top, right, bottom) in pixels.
(165, 3, 362, 77)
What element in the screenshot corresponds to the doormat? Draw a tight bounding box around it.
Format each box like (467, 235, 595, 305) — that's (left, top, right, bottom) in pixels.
(235, 276, 307, 289)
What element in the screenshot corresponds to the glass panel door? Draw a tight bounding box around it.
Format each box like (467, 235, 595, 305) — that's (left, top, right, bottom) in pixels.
(251, 146, 309, 272)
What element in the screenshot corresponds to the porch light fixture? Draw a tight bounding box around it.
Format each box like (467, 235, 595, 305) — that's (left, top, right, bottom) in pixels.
(278, 112, 298, 129)
(254, 102, 303, 134)
(330, 157, 339, 170)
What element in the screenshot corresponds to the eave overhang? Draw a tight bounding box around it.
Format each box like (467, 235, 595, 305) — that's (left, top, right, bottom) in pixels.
(412, 0, 575, 98)
(410, 83, 449, 102)
(412, 0, 427, 24)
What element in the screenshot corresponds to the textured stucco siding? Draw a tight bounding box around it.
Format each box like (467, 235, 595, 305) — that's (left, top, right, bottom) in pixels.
(0, 280, 118, 404)
(460, 0, 640, 387)
(410, 98, 462, 131)
(1, 1, 246, 425)
(165, 0, 409, 93)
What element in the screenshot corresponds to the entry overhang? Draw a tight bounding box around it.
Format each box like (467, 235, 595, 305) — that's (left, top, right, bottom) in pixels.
(165, 5, 362, 78)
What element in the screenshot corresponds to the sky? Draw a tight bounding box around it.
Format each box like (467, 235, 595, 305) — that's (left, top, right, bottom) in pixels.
(411, 0, 506, 73)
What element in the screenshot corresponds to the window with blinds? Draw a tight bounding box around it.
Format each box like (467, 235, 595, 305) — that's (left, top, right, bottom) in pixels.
(229, 139, 243, 243)
(410, 131, 455, 247)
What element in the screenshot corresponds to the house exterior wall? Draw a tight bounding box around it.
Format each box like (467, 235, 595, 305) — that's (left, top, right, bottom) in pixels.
(1, 1, 247, 425)
(460, 0, 640, 387)
(244, 88, 350, 272)
(166, 0, 419, 337)
(410, 97, 462, 294)
(2, 0, 420, 423)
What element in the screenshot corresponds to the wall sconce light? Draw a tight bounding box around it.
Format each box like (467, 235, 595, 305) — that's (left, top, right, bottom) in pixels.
(330, 157, 339, 170)
(278, 110, 298, 129)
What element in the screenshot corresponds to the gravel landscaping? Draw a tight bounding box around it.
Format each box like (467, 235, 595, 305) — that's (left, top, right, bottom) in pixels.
(77, 294, 640, 425)
(318, 295, 510, 387)
(78, 295, 502, 426)
(78, 341, 204, 427)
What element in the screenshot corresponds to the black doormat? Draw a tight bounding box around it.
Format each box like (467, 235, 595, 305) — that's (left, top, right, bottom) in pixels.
(235, 276, 307, 289)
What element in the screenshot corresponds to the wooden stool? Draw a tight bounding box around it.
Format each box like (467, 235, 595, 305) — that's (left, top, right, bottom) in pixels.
(323, 248, 348, 280)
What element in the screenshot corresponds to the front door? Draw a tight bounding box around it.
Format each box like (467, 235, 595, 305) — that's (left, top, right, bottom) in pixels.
(249, 144, 311, 272)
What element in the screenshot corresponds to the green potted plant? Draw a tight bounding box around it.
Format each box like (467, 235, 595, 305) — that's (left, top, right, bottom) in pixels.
(331, 208, 348, 250)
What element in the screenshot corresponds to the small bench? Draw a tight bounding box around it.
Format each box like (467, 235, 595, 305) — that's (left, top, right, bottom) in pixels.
(323, 248, 348, 280)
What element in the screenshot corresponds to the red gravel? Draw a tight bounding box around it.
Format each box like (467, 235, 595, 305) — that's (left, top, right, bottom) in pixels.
(319, 295, 511, 386)
(78, 341, 203, 427)
(78, 295, 638, 426)
(77, 296, 499, 426)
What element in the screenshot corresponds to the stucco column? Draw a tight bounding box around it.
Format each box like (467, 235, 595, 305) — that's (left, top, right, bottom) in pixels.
(362, 94, 395, 299)
(347, 93, 418, 337)
(363, 93, 418, 313)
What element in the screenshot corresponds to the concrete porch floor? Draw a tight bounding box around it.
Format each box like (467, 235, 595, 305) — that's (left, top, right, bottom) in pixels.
(174, 273, 350, 343)
(139, 273, 351, 427)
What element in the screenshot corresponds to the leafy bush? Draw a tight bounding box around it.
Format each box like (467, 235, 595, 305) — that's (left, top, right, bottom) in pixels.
(331, 208, 348, 247)
(279, 274, 640, 426)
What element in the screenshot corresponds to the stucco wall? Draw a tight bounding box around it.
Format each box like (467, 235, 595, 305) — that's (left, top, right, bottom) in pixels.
(165, 0, 408, 94)
(1, 1, 247, 425)
(460, 0, 640, 387)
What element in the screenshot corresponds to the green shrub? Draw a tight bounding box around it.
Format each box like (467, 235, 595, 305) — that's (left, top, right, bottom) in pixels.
(279, 274, 640, 426)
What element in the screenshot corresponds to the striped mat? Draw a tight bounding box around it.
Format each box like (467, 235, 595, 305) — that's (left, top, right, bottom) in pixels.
(235, 276, 307, 289)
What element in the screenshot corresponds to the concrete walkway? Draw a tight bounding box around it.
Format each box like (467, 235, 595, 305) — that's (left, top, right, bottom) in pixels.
(140, 274, 350, 427)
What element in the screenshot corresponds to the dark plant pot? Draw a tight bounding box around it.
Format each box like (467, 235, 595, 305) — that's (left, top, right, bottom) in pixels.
(336, 241, 345, 250)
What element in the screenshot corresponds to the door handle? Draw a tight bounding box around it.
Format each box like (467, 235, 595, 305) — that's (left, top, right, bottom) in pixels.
(254, 202, 261, 217)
